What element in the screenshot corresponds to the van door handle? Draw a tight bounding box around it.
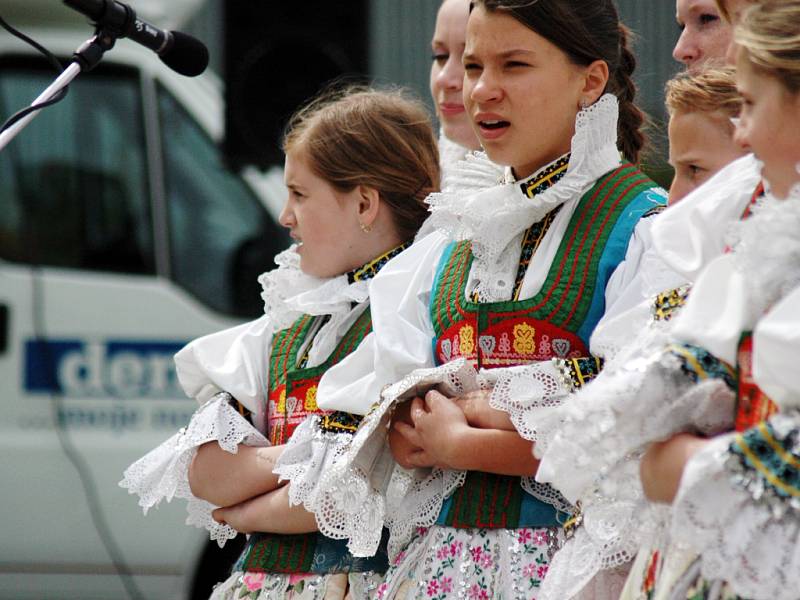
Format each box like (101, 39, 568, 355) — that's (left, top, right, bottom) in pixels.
(0, 304, 8, 355)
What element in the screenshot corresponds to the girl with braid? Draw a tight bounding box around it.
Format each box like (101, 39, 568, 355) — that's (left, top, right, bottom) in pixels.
(287, 2, 672, 598)
(120, 87, 440, 599)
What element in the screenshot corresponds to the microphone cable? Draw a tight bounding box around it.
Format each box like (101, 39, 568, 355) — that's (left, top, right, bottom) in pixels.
(0, 14, 70, 135)
(1, 11, 147, 600)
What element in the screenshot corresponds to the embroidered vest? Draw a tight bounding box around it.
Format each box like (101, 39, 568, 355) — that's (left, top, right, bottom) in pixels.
(239, 308, 382, 574)
(431, 164, 662, 529)
(266, 309, 372, 445)
(431, 164, 660, 369)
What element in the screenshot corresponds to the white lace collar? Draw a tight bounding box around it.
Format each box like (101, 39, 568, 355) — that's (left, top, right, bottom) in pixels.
(257, 246, 371, 332)
(424, 93, 622, 301)
(728, 184, 800, 318)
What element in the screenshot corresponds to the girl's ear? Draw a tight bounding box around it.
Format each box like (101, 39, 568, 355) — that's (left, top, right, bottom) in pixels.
(356, 185, 382, 229)
(579, 59, 610, 107)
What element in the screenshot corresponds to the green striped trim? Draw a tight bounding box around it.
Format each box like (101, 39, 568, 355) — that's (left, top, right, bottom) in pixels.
(430, 165, 656, 338)
(269, 308, 372, 393)
(240, 532, 316, 574)
(443, 471, 523, 529)
(268, 315, 315, 393)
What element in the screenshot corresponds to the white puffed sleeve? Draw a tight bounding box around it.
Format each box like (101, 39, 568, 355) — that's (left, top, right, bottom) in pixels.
(120, 318, 273, 546)
(670, 286, 800, 600)
(651, 153, 761, 281)
(316, 231, 447, 415)
(174, 315, 272, 424)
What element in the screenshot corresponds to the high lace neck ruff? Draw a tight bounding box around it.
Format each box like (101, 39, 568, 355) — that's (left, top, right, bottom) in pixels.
(727, 183, 800, 319)
(258, 242, 409, 331)
(424, 93, 622, 302)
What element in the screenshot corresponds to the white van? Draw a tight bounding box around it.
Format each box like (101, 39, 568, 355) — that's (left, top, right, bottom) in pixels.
(0, 18, 289, 600)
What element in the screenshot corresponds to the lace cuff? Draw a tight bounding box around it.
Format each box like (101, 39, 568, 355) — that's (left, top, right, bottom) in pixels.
(539, 457, 671, 600)
(274, 413, 360, 511)
(119, 393, 268, 546)
(489, 358, 603, 443)
(535, 343, 736, 504)
(307, 359, 480, 558)
(671, 414, 800, 600)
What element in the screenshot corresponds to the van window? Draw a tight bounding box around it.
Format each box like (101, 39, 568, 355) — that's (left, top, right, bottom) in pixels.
(158, 85, 288, 317)
(0, 60, 154, 275)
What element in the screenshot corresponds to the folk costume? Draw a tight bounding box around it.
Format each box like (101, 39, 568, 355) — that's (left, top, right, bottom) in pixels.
(119, 245, 407, 599)
(530, 155, 791, 600)
(284, 94, 667, 599)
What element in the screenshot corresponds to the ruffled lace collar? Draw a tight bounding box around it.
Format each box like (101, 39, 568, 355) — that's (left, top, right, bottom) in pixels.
(728, 184, 800, 317)
(424, 93, 622, 301)
(258, 243, 408, 331)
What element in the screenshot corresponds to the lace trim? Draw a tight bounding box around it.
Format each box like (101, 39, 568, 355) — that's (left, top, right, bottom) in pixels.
(257, 245, 374, 333)
(118, 393, 268, 547)
(671, 424, 800, 600)
(534, 332, 736, 504)
(306, 359, 481, 557)
(273, 416, 357, 511)
(488, 361, 570, 444)
(425, 94, 621, 303)
(727, 187, 800, 324)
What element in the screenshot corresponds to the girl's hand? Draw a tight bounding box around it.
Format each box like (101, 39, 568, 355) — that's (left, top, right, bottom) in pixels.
(451, 388, 514, 430)
(393, 391, 471, 469)
(212, 485, 318, 534)
(389, 397, 435, 469)
(640, 433, 709, 504)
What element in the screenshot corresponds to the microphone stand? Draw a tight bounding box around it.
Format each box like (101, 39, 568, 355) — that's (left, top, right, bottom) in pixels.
(0, 29, 117, 152)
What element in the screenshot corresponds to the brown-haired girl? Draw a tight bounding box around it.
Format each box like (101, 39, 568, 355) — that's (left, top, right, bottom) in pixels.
(120, 86, 439, 599)
(295, 1, 671, 598)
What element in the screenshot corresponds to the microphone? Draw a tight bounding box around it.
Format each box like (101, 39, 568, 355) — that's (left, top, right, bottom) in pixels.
(63, 0, 209, 76)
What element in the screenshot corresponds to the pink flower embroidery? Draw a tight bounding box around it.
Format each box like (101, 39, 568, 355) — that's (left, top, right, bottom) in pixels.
(517, 529, 533, 544)
(450, 541, 463, 556)
(392, 551, 407, 566)
(436, 546, 449, 560)
(523, 563, 537, 578)
(468, 584, 490, 599)
(538, 565, 549, 578)
(427, 579, 440, 596)
(532, 529, 549, 546)
(242, 572, 266, 592)
(440, 577, 454, 593)
(376, 582, 389, 598)
(470, 546, 484, 563)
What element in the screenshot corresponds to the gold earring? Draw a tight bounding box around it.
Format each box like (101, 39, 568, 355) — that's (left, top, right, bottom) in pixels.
(360, 222, 372, 233)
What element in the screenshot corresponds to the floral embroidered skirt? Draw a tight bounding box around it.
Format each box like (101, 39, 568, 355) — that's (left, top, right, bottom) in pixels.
(375, 525, 557, 600)
(209, 570, 384, 600)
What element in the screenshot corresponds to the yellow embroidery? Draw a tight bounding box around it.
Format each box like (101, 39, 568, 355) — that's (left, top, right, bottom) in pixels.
(276, 388, 287, 414)
(305, 385, 318, 411)
(513, 323, 536, 355)
(459, 325, 475, 356)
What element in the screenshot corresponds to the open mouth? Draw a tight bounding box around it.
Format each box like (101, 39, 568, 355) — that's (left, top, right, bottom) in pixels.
(479, 120, 509, 130)
(477, 119, 511, 139)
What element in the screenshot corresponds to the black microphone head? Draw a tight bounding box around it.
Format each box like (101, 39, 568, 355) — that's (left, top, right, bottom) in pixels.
(161, 31, 209, 77)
